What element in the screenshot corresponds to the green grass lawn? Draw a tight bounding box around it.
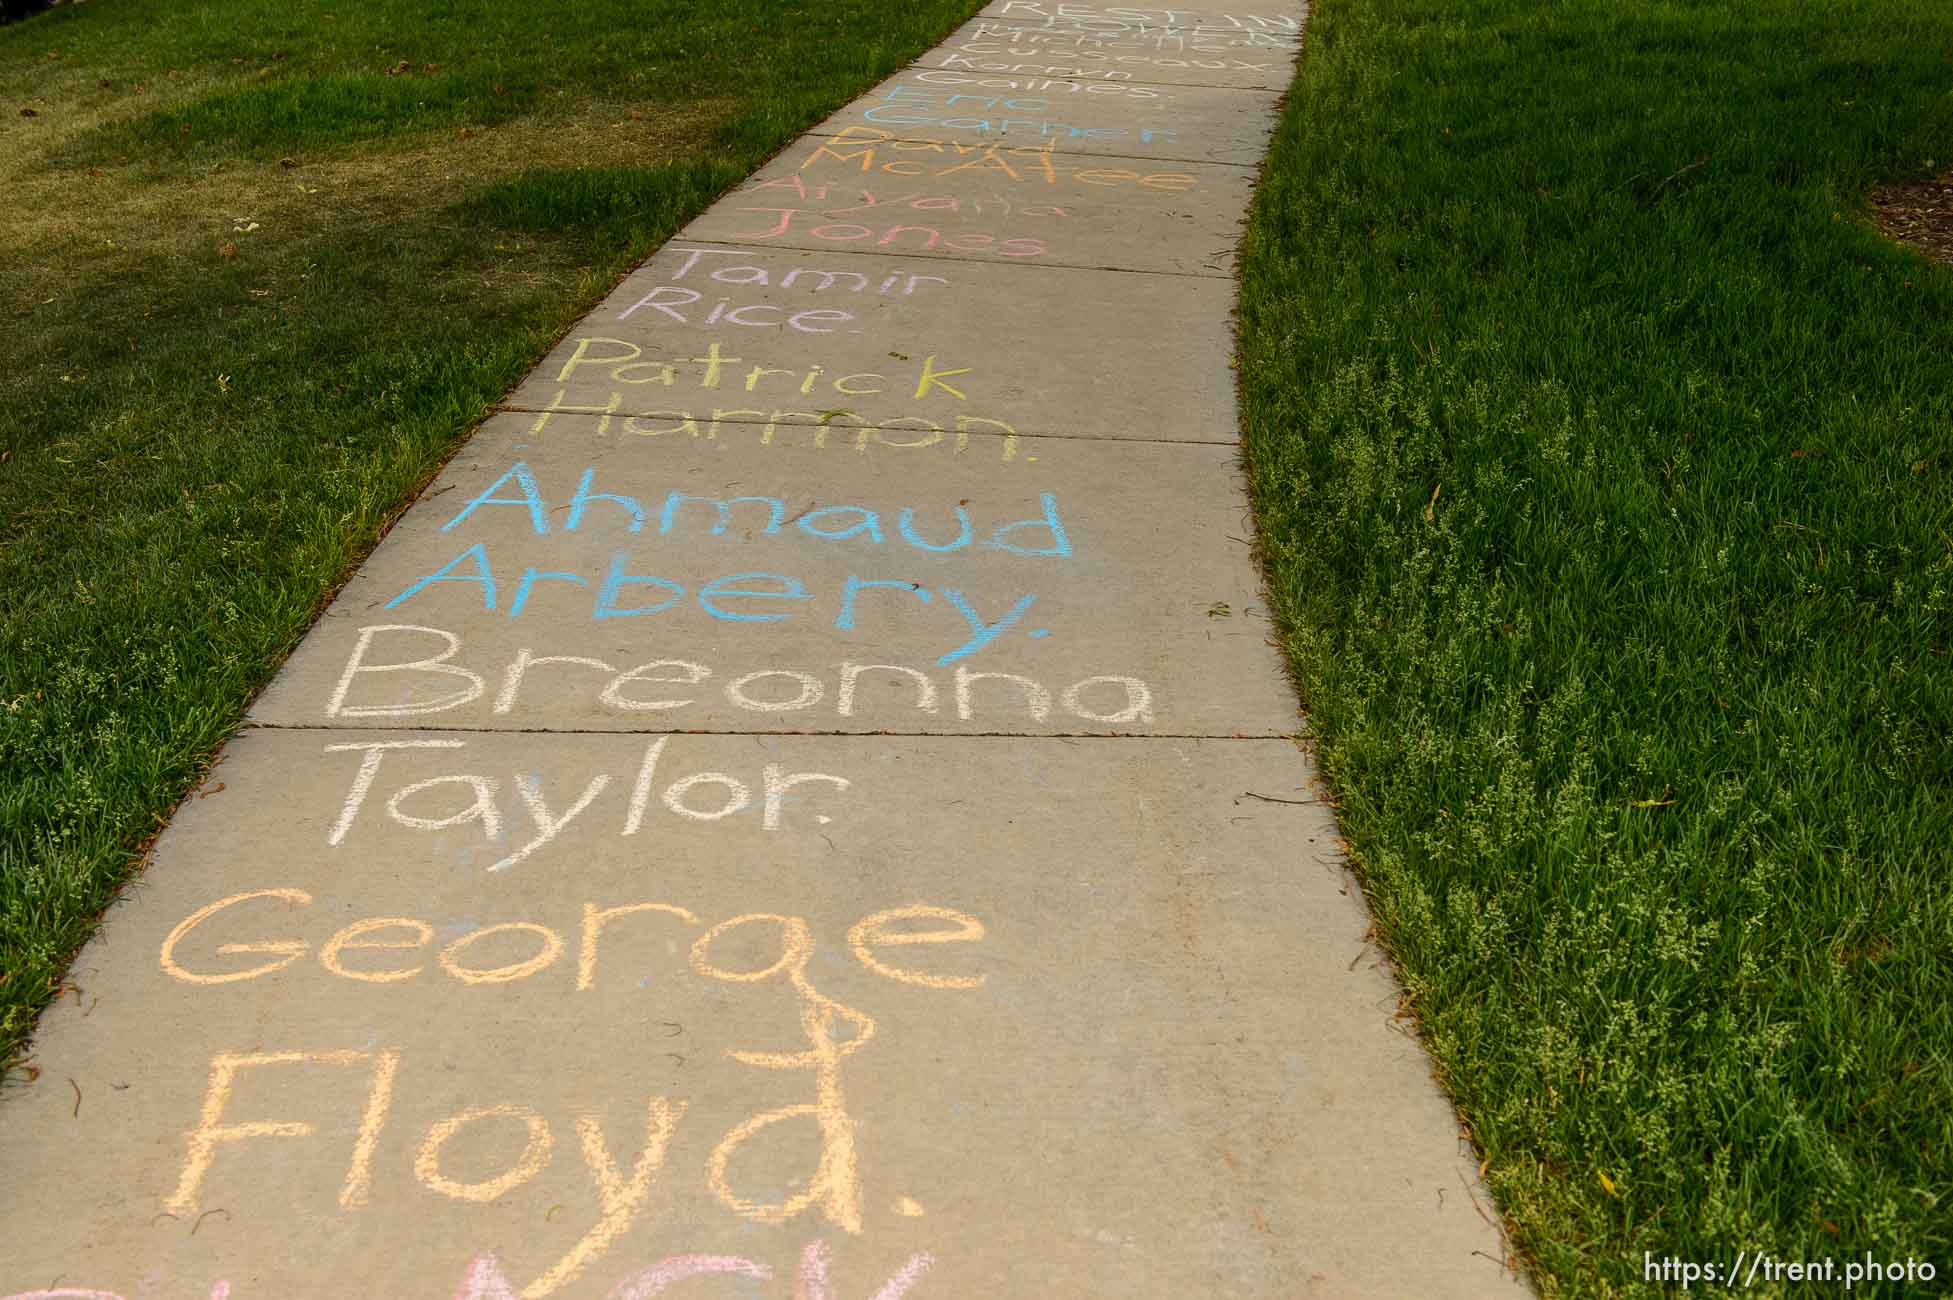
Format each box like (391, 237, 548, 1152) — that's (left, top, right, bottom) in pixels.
(1235, 0, 1953, 1295)
(0, 0, 982, 1070)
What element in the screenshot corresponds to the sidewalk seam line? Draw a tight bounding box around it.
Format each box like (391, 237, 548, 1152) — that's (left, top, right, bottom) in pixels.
(242, 722, 1302, 741)
(485, 407, 1241, 447)
(628, 246, 1234, 283)
(796, 128, 1269, 170)
(656, 242, 1238, 277)
(900, 67, 1290, 94)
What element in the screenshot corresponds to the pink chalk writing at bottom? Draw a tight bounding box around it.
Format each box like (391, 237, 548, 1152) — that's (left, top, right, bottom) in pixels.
(797, 1240, 934, 1300)
(609, 1255, 773, 1300)
(1, 1241, 933, 1300)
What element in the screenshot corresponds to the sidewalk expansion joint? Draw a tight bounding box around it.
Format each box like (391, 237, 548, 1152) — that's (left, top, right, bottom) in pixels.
(242, 721, 1304, 743)
(484, 406, 1243, 448)
(649, 241, 1248, 280)
(799, 132, 1269, 172)
(647, 241, 1239, 278)
(898, 69, 1290, 95)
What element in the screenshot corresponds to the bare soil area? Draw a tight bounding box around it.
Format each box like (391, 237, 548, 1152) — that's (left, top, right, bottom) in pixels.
(1869, 172, 1953, 267)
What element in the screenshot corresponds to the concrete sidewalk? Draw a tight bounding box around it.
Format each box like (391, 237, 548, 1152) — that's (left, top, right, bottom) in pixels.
(0, 5, 1529, 1296)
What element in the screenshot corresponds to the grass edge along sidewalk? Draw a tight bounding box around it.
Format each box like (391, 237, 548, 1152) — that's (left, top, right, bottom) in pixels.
(0, 0, 986, 1076)
(1235, 0, 1953, 1296)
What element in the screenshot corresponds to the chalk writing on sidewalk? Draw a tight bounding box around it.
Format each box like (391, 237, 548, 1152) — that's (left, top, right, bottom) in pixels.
(0, 3, 1340, 1295)
(854, 82, 1178, 143)
(610, 246, 952, 332)
(157, 891, 983, 1294)
(322, 626, 1159, 726)
(522, 335, 1040, 463)
(983, 3, 1303, 39)
(943, 38, 1280, 73)
(0, 1238, 936, 1300)
(792, 132, 1199, 190)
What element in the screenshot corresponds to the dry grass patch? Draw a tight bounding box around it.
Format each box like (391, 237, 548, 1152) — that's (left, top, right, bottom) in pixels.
(2, 94, 736, 289)
(0, 95, 740, 429)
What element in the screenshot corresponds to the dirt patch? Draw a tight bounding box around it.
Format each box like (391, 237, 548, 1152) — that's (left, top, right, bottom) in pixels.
(0, 90, 738, 337)
(1868, 173, 1953, 268)
(0, 92, 736, 256)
